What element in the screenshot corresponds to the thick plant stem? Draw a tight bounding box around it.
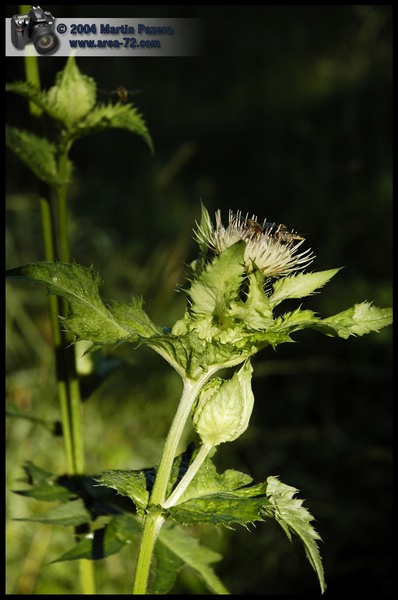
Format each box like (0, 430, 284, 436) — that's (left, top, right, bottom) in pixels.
(150, 374, 215, 507)
(132, 513, 165, 595)
(132, 369, 218, 595)
(78, 559, 96, 596)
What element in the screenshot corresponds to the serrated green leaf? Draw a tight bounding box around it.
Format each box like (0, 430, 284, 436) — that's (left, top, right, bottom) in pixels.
(12, 461, 75, 502)
(6, 125, 72, 186)
(168, 492, 269, 528)
(273, 308, 319, 337)
(154, 524, 228, 595)
(228, 270, 273, 329)
(173, 450, 253, 505)
(14, 483, 75, 502)
(243, 300, 392, 348)
(96, 469, 150, 510)
(147, 329, 257, 379)
(19, 461, 55, 486)
(146, 330, 214, 379)
(166, 453, 266, 527)
(15, 498, 91, 527)
(6, 261, 160, 346)
(165, 457, 326, 593)
(264, 476, 326, 594)
(320, 302, 393, 339)
(188, 242, 246, 319)
(6, 81, 56, 117)
(105, 297, 160, 339)
(269, 269, 341, 308)
(71, 102, 153, 153)
(54, 513, 142, 562)
(201, 337, 259, 369)
(227, 308, 317, 351)
(13, 462, 138, 520)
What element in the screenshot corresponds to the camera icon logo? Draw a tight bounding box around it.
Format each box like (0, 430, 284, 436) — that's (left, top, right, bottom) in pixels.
(11, 6, 59, 55)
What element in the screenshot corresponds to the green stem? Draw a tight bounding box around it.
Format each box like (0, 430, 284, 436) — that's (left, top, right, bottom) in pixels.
(132, 369, 218, 595)
(55, 141, 87, 474)
(56, 146, 72, 264)
(132, 513, 165, 595)
(78, 559, 96, 595)
(39, 196, 75, 473)
(53, 143, 95, 591)
(150, 375, 213, 507)
(68, 376, 85, 473)
(21, 35, 42, 117)
(41, 184, 95, 594)
(22, 48, 94, 591)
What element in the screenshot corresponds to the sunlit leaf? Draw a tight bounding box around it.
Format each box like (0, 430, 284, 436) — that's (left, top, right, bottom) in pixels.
(170, 447, 252, 505)
(6, 81, 56, 116)
(6, 261, 160, 347)
(6, 125, 72, 185)
(188, 242, 246, 319)
(167, 492, 269, 528)
(228, 270, 273, 329)
(319, 302, 393, 339)
(96, 469, 150, 511)
(262, 476, 326, 594)
(269, 269, 341, 308)
(72, 102, 153, 153)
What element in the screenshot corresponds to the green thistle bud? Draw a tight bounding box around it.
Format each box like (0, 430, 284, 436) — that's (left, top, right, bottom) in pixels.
(192, 360, 254, 447)
(47, 56, 96, 126)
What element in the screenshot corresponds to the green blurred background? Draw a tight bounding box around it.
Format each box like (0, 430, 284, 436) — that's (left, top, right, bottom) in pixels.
(6, 5, 392, 595)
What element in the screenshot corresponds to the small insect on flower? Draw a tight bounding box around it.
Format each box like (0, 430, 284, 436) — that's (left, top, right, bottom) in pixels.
(273, 223, 305, 243)
(245, 219, 305, 243)
(245, 219, 266, 239)
(195, 208, 315, 279)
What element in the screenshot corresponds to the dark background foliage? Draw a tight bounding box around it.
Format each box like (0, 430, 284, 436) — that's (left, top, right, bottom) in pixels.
(6, 5, 392, 595)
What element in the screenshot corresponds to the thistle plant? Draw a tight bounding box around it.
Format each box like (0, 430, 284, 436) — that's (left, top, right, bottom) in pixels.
(6, 56, 393, 595)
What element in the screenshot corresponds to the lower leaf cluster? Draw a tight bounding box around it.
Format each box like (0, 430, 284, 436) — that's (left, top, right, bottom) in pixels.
(14, 448, 326, 594)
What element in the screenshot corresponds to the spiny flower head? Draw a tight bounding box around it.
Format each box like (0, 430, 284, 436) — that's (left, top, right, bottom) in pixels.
(194, 208, 315, 278)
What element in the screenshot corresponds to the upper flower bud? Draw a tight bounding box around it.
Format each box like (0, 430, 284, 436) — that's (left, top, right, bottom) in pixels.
(194, 207, 315, 279)
(46, 56, 97, 126)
